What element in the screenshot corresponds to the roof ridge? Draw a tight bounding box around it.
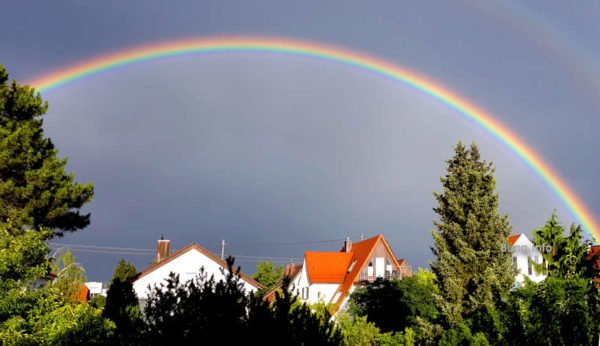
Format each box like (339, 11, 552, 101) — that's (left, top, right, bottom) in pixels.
(133, 242, 263, 289)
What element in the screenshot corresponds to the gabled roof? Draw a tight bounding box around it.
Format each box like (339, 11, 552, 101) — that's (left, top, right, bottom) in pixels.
(132, 243, 263, 289)
(305, 252, 354, 284)
(590, 245, 600, 257)
(590, 245, 600, 282)
(263, 263, 303, 302)
(329, 235, 401, 313)
(508, 234, 522, 247)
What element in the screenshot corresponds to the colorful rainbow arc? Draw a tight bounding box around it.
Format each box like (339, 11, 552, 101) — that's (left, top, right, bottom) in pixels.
(28, 36, 599, 241)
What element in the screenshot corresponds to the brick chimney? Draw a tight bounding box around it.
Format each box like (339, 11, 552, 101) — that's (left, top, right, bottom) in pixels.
(343, 237, 352, 252)
(156, 236, 170, 263)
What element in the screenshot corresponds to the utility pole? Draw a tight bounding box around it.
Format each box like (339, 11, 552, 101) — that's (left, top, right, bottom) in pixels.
(221, 239, 227, 260)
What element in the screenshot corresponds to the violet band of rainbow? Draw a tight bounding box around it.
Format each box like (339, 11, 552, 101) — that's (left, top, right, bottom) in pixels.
(27, 36, 600, 241)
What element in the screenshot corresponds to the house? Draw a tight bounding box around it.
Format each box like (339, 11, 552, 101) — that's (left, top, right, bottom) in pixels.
(132, 238, 263, 311)
(267, 235, 411, 315)
(589, 245, 600, 283)
(508, 234, 547, 285)
(85, 281, 108, 297)
(29, 272, 57, 290)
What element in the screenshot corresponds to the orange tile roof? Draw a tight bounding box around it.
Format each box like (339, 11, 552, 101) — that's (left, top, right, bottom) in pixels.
(305, 252, 354, 283)
(263, 263, 303, 302)
(590, 245, 600, 282)
(508, 234, 521, 247)
(329, 235, 401, 313)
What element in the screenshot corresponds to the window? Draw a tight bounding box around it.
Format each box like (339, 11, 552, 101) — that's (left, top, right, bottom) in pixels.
(301, 287, 309, 300)
(527, 257, 533, 275)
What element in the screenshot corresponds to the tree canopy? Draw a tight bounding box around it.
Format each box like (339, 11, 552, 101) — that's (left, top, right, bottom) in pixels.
(143, 257, 341, 345)
(252, 261, 283, 292)
(0, 64, 93, 235)
(430, 142, 514, 330)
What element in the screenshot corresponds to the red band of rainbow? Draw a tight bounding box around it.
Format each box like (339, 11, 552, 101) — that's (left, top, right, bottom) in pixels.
(27, 36, 599, 241)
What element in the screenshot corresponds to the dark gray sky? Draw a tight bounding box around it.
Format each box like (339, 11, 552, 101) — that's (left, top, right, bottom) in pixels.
(1, 1, 599, 280)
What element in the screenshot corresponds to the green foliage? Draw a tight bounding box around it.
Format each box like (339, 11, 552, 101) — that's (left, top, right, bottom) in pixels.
(88, 295, 106, 310)
(0, 64, 93, 235)
(336, 312, 404, 346)
(0, 222, 51, 291)
(430, 142, 514, 326)
(349, 274, 439, 333)
(0, 222, 113, 345)
(532, 212, 597, 280)
(248, 276, 341, 345)
(103, 281, 141, 345)
(252, 261, 283, 291)
(103, 284, 141, 344)
(438, 321, 490, 346)
(0, 290, 114, 345)
(110, 258, 137, 283)
(503, 276, 599, 345)
(143, 257, 341, 345)
(51, 249, 86, 302)
(103, 258, 141, 345)
(0, 66, 111, 344)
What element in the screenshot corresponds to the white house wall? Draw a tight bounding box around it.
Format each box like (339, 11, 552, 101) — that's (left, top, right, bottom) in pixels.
(307, 283, 340, 305)
(290, 261, 340, 305)
(511, 235, 547, 285)
(133, 249, 258, 301)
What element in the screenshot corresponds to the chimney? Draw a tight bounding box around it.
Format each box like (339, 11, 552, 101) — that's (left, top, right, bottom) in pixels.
(156, 236, 170, 263)
(343, 237, 352, 252)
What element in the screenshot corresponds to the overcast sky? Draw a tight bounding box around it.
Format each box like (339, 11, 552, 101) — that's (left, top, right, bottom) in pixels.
(1, 1, 599, 281)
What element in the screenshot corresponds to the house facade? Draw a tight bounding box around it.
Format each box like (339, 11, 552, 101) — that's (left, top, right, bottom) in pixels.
(590, 245, 600, 284)
(132, 238, 262, 311)
(278, 235, 411, 314)
(508, 234, 547, 285)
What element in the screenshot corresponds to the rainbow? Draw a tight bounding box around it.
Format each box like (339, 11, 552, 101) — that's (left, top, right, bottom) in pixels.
(28, 36, 599, 241)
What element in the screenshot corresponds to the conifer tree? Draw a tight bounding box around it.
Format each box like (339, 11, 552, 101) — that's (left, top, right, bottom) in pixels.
(103, 259, 141, 345)
(0, 65, 93, 235)
(533, 212, 599, 280)
(430, 142, 514, 327)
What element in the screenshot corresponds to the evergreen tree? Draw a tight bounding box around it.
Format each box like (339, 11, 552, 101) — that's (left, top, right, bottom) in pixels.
(533, 212, 598, 280)
(0, 64, 93, 236)
(110, 258, 137, 283)
(430, 142, 514, 329)
(103, 259, 141, 345)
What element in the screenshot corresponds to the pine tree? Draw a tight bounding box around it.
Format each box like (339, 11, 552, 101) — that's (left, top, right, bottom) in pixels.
(430, 142, 514, 327)
(103, 259, 141, 345)
(111, 258, 138, 283)
(0, 65, 93, 235)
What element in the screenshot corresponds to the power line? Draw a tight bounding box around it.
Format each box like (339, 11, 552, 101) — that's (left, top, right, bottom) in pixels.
(66, 249, 155, 255)
(226, 234, 362, 247)
(49, 242, 154, 252)
(47, 233, 364, 259)
(49, 244, 303, 261)
(49, 233, 362, 251)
